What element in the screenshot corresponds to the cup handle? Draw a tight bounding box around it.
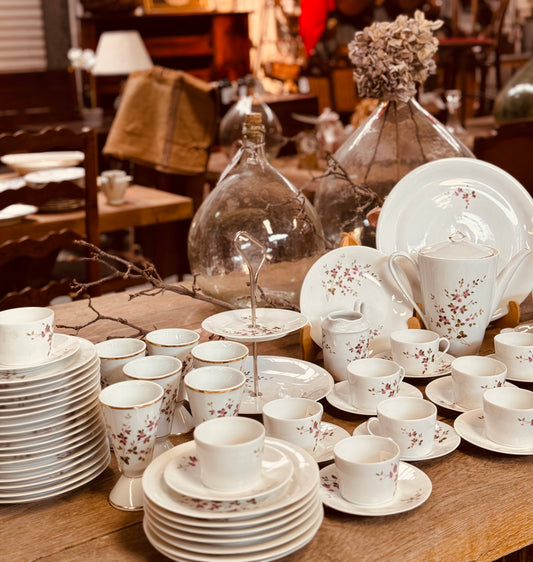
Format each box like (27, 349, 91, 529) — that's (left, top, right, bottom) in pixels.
(353, 299, 366, 315)
(388, 252, 428, 328)
(366, 417, 381, 436)
(437, 337, 450, 358)
(398, 365, 405, 384)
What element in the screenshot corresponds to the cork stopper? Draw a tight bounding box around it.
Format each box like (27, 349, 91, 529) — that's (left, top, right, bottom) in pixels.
(246, 113, 263, 125)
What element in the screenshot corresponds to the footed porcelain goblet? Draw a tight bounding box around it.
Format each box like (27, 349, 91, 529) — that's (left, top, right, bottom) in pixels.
(123, 355, 182, 457)
(99, 380, 164, 511)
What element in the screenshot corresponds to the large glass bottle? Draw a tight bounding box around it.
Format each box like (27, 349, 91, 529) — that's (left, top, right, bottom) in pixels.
(313, 96, 474, 248)
(187, 113, 326, 308)
(218, 76, 284, 161)
(493, 57, 533, 124)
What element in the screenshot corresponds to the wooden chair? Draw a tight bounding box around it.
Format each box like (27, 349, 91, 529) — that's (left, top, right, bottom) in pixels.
(437, 0, 511, 122)
(472, 120, 533, 197)
(0, 127, 100, 309)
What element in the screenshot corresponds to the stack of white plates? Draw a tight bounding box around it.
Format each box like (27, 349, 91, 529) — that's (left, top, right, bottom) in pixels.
(24, 167, 86, 212)
(142, 437, 322, 561)
(0, 335, 109, 503)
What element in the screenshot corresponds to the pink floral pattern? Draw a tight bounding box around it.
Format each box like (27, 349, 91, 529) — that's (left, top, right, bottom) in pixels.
(207, 399, 239, 417)
(368, 379, 400, 398)
(515, 351, 533, 364)
(376, 462, 398, 481)
(402, 347, 435, 375)
(321, 259, 380, 297)
(452, 186, 477, 209)
(296, 419, 320, 443)
(401, 427, 424, 449)
(109, 411, 159, 466)
(320, 472, 340, 491)
(27, 322, 53, 346)
(430, 276, 486, 342)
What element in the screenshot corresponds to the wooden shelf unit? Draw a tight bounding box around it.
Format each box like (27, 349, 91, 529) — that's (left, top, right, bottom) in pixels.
(78, 11, 251, 109)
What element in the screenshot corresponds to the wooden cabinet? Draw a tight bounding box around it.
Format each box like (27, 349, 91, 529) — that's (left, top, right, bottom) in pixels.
(78, 11, 251, 109)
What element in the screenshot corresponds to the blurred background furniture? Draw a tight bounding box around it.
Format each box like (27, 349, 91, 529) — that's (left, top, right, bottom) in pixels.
(0, 126, 100, 309)
(472, 119, 533, 196)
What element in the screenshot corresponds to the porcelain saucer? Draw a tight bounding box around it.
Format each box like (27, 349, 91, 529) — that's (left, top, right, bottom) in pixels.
(353, 420, 461, 461)
(201, 309, 308, 343)
(425, 375, 516, 413)
(325, 380, 422, 416)
(0, 334, 80, 375)
(319, 461, 431, 516)
(162, 441, 294, 502)
(454, 409, 533, 455)
(374, 351, 454, 379)
(313, 422, 350, 463)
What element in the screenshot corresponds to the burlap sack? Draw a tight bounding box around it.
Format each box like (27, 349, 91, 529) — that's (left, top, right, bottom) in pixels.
(103, 66, 218, 175)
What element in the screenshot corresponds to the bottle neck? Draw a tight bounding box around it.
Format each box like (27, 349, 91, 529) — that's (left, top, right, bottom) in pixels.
(241, 127, 267, 163)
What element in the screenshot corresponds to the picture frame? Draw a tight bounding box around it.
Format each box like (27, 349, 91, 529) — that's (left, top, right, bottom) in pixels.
(143, 0, 212, 13)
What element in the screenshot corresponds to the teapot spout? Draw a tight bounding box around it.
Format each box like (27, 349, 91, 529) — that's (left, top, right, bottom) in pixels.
(493, 248, 533, 314)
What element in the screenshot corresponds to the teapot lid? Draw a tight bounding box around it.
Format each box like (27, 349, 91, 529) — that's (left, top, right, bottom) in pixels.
(420, 232, 498, 259)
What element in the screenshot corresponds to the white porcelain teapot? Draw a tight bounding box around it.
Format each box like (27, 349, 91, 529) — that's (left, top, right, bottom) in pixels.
(388, 232, 531, 356)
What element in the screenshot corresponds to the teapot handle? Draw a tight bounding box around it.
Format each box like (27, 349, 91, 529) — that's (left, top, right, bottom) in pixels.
(388, 252, 429, 328)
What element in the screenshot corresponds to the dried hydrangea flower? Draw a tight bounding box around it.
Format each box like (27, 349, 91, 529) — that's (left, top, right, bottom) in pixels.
(348, 10, 443, 102)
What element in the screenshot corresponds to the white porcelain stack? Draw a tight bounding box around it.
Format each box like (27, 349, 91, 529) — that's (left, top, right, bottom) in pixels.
(0, 335, 109, 503)
(142, 437, 323, 561)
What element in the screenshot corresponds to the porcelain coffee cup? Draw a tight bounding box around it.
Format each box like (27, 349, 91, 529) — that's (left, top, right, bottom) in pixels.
(367, 396, 437, 459)
(451, 355, 507, 410)
(494, 331, 533, 380)
(482, 386, 533, 448)
(184, 366, 246, 426)
(123, 355, 182, 456)
(95, 338, 147, 388)
(390, 329, 450, 376)
(334, 435, 400, 505)
(347, 358, 405, 412)
(262, 397, 323, 453)
(0, 306, 54, 365)
(99, 170, 132, 205)
(145, 328, 200, 375)
(191, 340, 249, 371)
(193, 416, 265, 492)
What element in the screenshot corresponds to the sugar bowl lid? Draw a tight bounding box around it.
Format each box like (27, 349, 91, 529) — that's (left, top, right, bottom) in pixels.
(419, 231, 498, 259)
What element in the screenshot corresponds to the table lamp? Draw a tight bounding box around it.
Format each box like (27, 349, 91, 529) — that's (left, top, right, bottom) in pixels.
(91, 30, 153, 112)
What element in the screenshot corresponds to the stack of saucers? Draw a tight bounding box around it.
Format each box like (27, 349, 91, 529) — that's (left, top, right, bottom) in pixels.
(0, 335, 109, 503)
(142, 437, 322, 561)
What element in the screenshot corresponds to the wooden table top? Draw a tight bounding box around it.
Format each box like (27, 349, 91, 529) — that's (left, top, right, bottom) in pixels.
(1, 289, 532, 561)
(0, 184, 194, 244)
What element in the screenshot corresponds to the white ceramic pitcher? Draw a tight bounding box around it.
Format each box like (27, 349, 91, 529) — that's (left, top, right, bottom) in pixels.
(322, 306, 370, 382)
(388, 232, 531, 356)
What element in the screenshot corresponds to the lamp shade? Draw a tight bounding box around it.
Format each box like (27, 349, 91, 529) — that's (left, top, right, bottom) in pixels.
(91, 30, 153, 76)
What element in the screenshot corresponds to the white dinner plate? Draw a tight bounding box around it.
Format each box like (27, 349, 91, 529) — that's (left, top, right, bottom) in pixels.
(299, 246, 412, 353)
(163, 441, 293, 502)
(201, 308, 308, 343)
(376, 158, 533, 319)
(239, 355, 334, 414)
(1, 151, 84, 175)
(0, 204, 38, 226)
(319, 461, 431, 515)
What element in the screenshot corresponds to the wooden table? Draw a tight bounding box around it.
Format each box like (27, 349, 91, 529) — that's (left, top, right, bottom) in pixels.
(1, 289, 532, 562)
(0, 184, 194, 244)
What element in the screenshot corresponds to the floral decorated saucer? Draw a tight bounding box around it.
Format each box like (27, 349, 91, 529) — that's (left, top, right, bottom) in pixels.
(454, 409, 533, 455)
(353, 420, 461, 461)
(325, 380, 422, 416)
(162, 440, 293, 502)
(202, 309, 308, 343)
(319, 462, 432, 516)
(374, 350, 454, 379)
(313, 422, 351, 463)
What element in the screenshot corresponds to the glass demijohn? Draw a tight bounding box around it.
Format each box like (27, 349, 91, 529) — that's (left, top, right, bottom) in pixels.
(187, 113, 326, 308)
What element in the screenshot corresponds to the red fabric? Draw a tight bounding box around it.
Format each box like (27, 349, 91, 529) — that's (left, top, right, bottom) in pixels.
(299, 0, 336, 55)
